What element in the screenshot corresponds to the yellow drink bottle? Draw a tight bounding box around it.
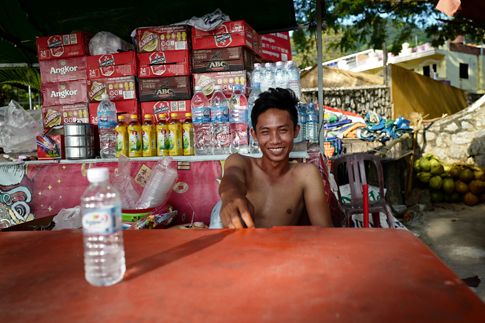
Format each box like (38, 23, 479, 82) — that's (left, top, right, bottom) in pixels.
(115, 114, 128, 157)
(167, 113, 182, 156)
(142, 114, 156, 157)
(182, 112, 195, 156)
(127, 114, 142, 157)
(156, 113, 169, 156)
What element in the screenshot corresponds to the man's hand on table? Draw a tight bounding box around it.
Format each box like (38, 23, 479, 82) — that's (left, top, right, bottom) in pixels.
(220, 196, 255, 229)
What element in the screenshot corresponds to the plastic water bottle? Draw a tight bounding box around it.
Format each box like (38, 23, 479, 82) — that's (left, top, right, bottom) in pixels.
(261, 62, 275, 92)
(97, 93, 117, 158)
(191, 86, 212, 155)
(210, 85, 231, 154)
(81, 167, 125, 286)
(294, 103, 305, 143)
(305, 103, 319, 143)
(274, 61, 288, 89)
(229, 84, 249, 153)
(251, 63, 262, 89)
(248, 83, 261, 153)
(286, 60, 301, 99)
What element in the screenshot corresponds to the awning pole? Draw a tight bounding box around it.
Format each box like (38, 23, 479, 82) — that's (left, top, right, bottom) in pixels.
(28, 85, 32, 110)
(316, 0, 325, 156)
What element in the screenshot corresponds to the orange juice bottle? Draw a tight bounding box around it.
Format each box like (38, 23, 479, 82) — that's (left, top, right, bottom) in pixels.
(156, 113, 169, 156)
(167, 113, 182, 156)
(142, 114, 156, 157)
(127, 114, 142, 157)
(115, 114, 128, 157)
(182, 112, 195, 156)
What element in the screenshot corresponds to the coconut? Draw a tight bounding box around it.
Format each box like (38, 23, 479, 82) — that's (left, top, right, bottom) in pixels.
(455, 180, 469, 194)
(430, 190, 444, 203)
(459, 168, 475, 183)
(419, 158, 431, 172)
(474, 168, 485, 181)
(429, 176, 443, 190)
(463, 192, 479, 206)
(451, 192, 462, 203)
(449, 165, 462, 178)
(417, 172, 432, 183)
(413, 159, 421, 172)
(442, 177, 455, 194)
(469, 180, 485, 195)
(430, 159, 444, 175)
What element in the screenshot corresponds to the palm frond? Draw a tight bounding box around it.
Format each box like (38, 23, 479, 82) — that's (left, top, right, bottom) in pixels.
(0, 67, 41, 90)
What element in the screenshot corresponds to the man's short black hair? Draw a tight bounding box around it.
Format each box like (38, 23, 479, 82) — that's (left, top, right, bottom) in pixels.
(251, 88, 299, 130)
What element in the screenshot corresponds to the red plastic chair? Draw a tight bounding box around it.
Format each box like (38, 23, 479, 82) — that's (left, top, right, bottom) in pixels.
(331, 153, 395, 228)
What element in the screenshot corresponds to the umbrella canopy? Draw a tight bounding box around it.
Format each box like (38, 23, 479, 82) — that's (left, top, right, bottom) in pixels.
(436, 0, 485, 24)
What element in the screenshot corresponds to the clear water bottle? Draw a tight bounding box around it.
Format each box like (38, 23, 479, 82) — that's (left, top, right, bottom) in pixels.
(210, 85, 231, 155)
(229, 84, 249, 153)
(97, 93, 117, 158)
(305, 103, 319, 143)
(261, 62, 275, 92)
(274, 61, 288, 89)
(248, 83, 261, 153)
(294, 103, 305, 143)
(286, 60, 301, 100)
(191, 86, 212, 155)
(81, 167, 125, 286)
(250, 63, 262, 89)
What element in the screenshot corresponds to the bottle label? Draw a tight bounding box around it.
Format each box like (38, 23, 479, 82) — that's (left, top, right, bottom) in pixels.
(229, 108, 248, 123)
(212, 105, 229, 122)
(192, 106, 211, 123)
(82, 206, 121, 235)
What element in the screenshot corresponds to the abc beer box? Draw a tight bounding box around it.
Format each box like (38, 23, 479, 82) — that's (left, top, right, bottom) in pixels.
(87, 51, 137, 79)
(137, 50, 190, 78)
(193, 70, 250, 98)
(192, 47, 258, 73)
(36, 32, 89, 61)
(191, 20, 260, 53)
(141, 100, 191, 121)
(135, 25, 190, 53)
(88, 99, 139, 125)
(41, 103, 89, 129)
(138, 76, 192, 101)
(39, 56, 87, 83)
(87, 76, 136, 102)
(41, 80, 88, 106)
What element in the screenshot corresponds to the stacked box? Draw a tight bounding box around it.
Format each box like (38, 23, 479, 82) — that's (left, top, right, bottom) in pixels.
(192, 70, 250, 98)
(135, 25, 191, 52)
(88, 99, 139, 125)
(140, 100, 191, 121)
(192, 47, 258, 73)
(260, 31, 292, 62)
(36, 32, 89, 61)
(138, 50, 190, 78)
(87, 51, 137, 79)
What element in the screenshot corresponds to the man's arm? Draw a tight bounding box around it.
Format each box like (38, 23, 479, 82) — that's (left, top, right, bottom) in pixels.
(219, 154, 255, 229)
(301, 164, 333, 227)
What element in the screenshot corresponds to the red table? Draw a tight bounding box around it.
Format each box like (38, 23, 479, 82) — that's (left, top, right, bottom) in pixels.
(1, 227, 484, 322)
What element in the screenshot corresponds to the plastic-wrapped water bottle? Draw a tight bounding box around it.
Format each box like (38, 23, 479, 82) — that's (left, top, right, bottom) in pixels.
(229, 84, 249, 153)
(305, 103, 319, 143)
(210, 85, 231, 155)
(97, 93, 117, 158)
(286, 60, 301, 99)
(251, 63, 262, 89)
(248, 83, 261, 153)
(191, 86, 212, 155)
(274, 61, 288, 89)
(81, 167, 125, 286)
(261, 62, 275, 92)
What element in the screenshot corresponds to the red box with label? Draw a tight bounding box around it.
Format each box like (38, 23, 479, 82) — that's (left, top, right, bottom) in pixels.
(39, 56, 87, 83)
(260, 32, 292, 62)
(86, 51, 137, 79)
(193, 70, 250, 98)
(192, 47, 258, 73)
(36, 128, 65, 160)
(42, 103, 89, 129)
(88, 99, 139, 125)
(192, 20, 260, 53)
(135, 25, 191, 52)
(41, 80, 88, 106)
(137, 50, 191, 78)
(140, 100, 191, 121)
(138, 76, 192, 102)
(36, 32, 89, 61)
(87, 76, 137, 102)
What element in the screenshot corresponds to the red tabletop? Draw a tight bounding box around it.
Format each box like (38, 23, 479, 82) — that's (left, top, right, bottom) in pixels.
(0, 227, 484, 322)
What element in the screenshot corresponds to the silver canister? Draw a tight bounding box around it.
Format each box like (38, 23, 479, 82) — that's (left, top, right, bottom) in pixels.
(64, 124, 96, 160)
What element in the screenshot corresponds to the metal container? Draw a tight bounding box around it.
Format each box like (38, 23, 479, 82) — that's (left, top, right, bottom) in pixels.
(65, 146, 97, 160)
(64, 123, 93, 136)
(64, 123, 96, 159)
(64, 135, 95, 147)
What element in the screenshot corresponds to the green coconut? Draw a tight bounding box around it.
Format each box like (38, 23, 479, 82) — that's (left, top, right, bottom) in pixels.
(417, 172, 432, 183)
(459, 168, 475, 183)
(430, 159, 444, 175)
(419, 158, 431, 172)
(429, 176, 443, 190)
(430, 190, 444, 203)
(442, 177, 455, 194)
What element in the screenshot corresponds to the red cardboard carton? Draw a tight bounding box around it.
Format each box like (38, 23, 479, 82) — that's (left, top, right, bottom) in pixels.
(41, 80, 88, 106)
(42, 103, 89, 129)
(137, 50, 191, 78)
(88, 99, 139, 125)
(36, 32, 89, 61)
(135, 25, 191, 52)
(87, 51, 137, 79)
(87, 76, 136, 102)
(260, 32, 292, 62)
(39, 56, 87, 83)
(140, 100, 191, 121)
(138, 76, 192, 101)
(36, 128, 65, 160)
(192, 47, 257, 73)
(193, 70, 250, 97)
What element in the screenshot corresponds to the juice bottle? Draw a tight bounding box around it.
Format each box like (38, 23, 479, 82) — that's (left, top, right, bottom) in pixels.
(115, 114, 128, 157)
(127, 114, 142, 157)
(142, 114, 156, 157)
(156, 113, 169, 156)
(182, 112, 195, 156)
(167, 113, 182, 156)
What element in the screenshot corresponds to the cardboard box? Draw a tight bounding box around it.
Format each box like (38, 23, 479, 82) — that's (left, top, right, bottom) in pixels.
(138, 76, 192, 101)
(87, 51, 137, 79)
(39, 56, 87, 83)
(193, 70, 250, 97)
(41, 80, 88, 106)
(36, 128, 65, 160)
(192, 47, 257, 73)
(42, 103, 89, 129)
(36, 32, 89, 61)
(87, 76, 136, 102)
(135, 25, 191, 52)
(260, 32, 292, 62)
(137, 50, 191, 78)
(192, 20, 260, 53)
(140, 100, 191, 121)
(88, 99, 139, 125)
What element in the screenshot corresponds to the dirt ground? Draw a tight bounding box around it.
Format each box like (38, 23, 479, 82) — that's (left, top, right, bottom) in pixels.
(404, 203, 485, 302)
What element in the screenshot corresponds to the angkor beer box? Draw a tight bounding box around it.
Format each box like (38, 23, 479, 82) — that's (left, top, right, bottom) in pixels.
(135, 25, 191, 52)
(86, 51, 137, 79)
(260, 32, 292, 62)
(36, 32, 89, 61)
(192, 47, 257, 73)
(39, 56, 87, 83)
(87, 76, 136, 102)
(41, 103, 89, 129)
(191, 20, 260, 53)
(41, 80, 88, 106)
(138, 76, 192, 101)
(88, 99, 139, 125)
(193, 70, 250, 97)
(137, 50, 190, 78)
(140, 100, 191, 121)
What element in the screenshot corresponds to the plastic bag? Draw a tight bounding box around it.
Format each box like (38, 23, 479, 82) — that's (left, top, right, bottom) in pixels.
(0, 100, 42, 153)
(89, 31, 133, 55)
(170, 8, 230, 31)
(53, 206, 82, 230)
(136, 157, 178, 209)
(112, 155, 140, 209)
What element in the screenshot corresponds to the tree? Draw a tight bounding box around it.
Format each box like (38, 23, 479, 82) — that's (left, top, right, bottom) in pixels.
(0, 67, 41, 107)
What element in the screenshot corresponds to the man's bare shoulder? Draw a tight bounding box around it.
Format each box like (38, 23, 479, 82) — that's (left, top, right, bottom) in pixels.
(224, 153, 255, 169)
(293, 162, 322, 181)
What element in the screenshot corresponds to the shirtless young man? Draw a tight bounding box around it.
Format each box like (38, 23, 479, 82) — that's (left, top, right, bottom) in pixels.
(218, 88, 332, 228)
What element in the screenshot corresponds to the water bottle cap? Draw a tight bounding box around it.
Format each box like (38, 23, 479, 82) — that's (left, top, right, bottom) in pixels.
(185, 112, 192, 117)
(87, 167, 109, 183)
(276, 61, 283, 67)
(101, 93, 109, 101)
(170, 113, 178, 118)
(194, 86, 202, 91)
(118, 114, 125, 121)
(214, 85, 222, 90)
(144, 114, 152, 119)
